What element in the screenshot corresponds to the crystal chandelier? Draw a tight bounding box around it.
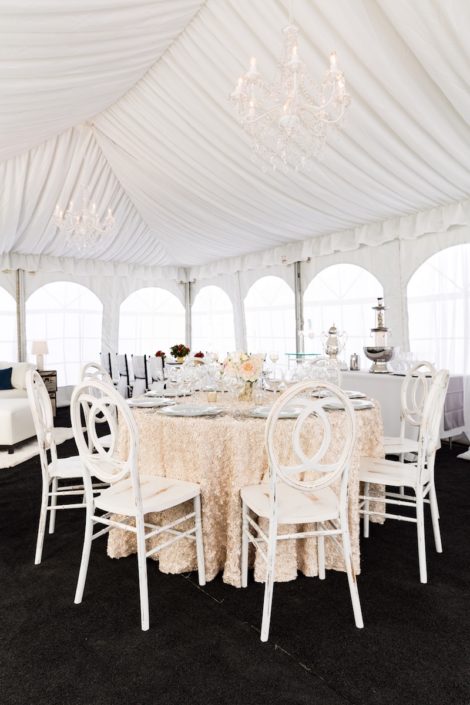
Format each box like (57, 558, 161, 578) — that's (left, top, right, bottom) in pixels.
(54, 186, 115, 251)
(230, 14, 350, 171)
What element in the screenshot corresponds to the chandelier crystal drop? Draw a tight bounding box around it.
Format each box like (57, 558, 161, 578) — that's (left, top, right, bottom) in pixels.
(54, 185, 115, 251)
(230, 23, 350, 171)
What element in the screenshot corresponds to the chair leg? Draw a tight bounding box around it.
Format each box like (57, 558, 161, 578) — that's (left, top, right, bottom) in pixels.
(399, 453, 405, 496)
(136, 516, 150, 631)
(429, 483, 442, 553)
(260, 531, 277, 642)
(363, 482, 370, 538)
(49, 477, 58, 534)
(416, 490, 427, 583)
(342, 529, 364, 629)
(194, 495, 206, 586)
(74, 508, 94, 604)
(317, 531, 325, 580)
(35, 483, 49, 565)
(241, 501, 249, 588)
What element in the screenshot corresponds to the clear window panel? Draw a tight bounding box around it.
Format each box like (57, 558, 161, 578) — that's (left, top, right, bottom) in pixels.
(192, 286, 236, 359)
(119, 287, 185, 355)
(303, 264, 383, 362)
(245, 276, 296, 364)
(26, 282, 103, 386)
(408, 244, 470, 374)
(0, 287, 17, 361)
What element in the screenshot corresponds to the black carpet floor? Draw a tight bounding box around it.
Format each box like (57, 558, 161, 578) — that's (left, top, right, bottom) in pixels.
(1, 411, 470, 705)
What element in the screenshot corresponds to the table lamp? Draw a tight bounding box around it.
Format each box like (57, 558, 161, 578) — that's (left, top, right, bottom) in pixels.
(31, 340, 48, 371)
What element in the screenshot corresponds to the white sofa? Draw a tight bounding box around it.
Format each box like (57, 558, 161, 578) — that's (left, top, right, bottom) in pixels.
(0, 362, 36, 453)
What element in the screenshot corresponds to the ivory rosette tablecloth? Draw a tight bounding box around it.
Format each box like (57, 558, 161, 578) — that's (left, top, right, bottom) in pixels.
(108, 396, 384, 587)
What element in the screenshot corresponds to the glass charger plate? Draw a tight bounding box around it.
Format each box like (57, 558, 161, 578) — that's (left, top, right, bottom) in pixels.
(312, 389, 367, 399)
(128, 398, 175, 408)
(159, 404, 223, 417)
(249, 405, 303, 419)
(323, 399, 374, 411)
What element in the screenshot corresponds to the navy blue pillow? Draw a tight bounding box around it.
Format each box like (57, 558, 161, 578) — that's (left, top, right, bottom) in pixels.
(0, 367, 13, 390)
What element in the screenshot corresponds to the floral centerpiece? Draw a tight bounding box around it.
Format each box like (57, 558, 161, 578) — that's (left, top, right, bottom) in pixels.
(224, 352, 264, 401)
(155, 350, 166, 359)
(170, 343, 190, 363)
(193, 351, 205, 365)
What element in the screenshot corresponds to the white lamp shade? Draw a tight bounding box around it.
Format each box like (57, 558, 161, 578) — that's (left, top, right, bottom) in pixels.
(31, 340, 49, 355)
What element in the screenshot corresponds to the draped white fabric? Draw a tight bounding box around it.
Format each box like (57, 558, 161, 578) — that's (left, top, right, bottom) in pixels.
(0, 0, 469, 277)
(0, 1, 203, 161)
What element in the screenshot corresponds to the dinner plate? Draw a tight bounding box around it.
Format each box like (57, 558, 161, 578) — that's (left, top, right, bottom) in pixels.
(312, 389, 367, 399)
(161, 390, 191, 398)
(250, 405, 303, 419)
(127, 398, 175, 408)
(323, 399, 374, 411)
(159, 404, 223, 417)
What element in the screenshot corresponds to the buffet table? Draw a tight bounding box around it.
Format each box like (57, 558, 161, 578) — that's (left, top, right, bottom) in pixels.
(108, 393, 384, 586)
(342, 371, 465, 440)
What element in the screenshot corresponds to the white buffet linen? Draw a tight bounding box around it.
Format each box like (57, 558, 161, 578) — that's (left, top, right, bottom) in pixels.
(341, 371, 465, 440)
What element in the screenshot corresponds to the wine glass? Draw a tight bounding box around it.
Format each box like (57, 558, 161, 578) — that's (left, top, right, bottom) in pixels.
(269, 351, 279, 366)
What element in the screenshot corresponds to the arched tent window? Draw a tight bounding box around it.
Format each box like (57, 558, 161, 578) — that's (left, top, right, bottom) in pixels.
(26, 281, 103, 386)
(119, 287, 185, 355)
(192, 286, 236, 358)
(408, 244, 470, 373)
(244, 276, 295, 360)
(303, 264, 383, 361)
(0, 287, 17, 361)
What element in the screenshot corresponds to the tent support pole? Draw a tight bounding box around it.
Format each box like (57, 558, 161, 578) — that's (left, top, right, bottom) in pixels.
(16, 269, 26, 362)
(294, 262, 304, 355)
(185, 281, 192, 349)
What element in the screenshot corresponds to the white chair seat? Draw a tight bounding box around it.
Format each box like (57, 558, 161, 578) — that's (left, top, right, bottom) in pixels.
(95, 474, 200, 516)
(48, 455, 84, 479)
(241, 481, 339, 524)
(383, 435, 419, 455)
(359, 456, 427, 488)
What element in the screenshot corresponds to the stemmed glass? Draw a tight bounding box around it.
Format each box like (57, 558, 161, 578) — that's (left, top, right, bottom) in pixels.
(269, 351, 279, 376)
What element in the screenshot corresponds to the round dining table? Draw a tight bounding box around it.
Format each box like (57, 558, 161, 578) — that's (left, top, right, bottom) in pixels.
(108, 392, 385, 587)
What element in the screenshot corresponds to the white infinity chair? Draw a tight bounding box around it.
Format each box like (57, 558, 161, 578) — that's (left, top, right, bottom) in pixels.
(26, 369, 105, 565)
(71, 378, 206, 631)
(241, 380, 363, 642)
(360, 368, 449, 583)
(383, 360, 436, 456)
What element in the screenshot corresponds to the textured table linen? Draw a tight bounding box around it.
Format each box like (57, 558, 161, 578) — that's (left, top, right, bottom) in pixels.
(108, 397, 384, 587)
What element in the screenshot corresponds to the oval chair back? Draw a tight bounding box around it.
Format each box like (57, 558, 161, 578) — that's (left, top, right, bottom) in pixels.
(71, 379, 143, 511)
(25, 369, 56, 475)
(265, 380, 356, 509)
(400, 361, 436, 432)
(81, 361, 114, 386)
(416, 369, 450, 480)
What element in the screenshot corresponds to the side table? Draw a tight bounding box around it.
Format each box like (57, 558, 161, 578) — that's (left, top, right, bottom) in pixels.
(38, 369, 57, 416)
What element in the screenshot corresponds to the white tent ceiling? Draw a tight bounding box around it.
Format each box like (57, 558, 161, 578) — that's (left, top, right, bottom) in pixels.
(0, 0, 469, 277)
